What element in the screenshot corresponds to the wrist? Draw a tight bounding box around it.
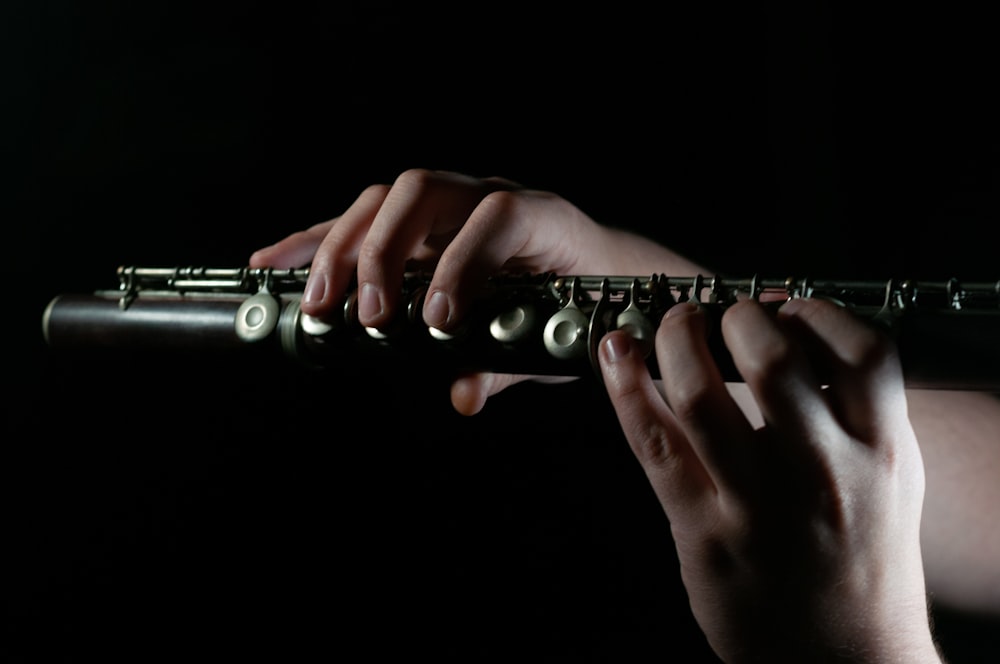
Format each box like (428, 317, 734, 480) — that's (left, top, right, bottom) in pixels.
(590, 226, 707, 277)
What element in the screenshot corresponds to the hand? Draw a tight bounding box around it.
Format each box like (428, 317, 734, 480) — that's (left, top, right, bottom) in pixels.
(250, 168, 702, 414)
(599, 297, 942, 662)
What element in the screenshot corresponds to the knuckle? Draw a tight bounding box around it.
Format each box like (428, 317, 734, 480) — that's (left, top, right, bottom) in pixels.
(848, 329, 898, 375)
(391, 168, 438, 198)
(634, 423, 678, 468)
(476, 189, 523, 218)
(394, 167, 434, 187)
(357, 237, 388, 267)
(359, 182, 392, 200)
(668, 378, 720, 425)
(739, 336, 799, 386)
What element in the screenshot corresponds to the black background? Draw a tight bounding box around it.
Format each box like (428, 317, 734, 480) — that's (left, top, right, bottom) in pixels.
(7, 1, 999, 662)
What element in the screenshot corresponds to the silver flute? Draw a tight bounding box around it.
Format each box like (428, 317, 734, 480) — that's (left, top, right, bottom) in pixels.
(42, 266, 1000, 391)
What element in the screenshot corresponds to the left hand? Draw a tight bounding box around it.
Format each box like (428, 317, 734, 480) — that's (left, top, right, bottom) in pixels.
(248, 168, 702, 414)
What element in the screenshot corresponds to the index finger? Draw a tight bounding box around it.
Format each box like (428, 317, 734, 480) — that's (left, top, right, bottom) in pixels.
(599, 329, 715, 518)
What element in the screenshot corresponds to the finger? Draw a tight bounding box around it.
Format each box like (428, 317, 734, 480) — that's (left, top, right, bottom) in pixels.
(449, 373, 574, 416)
(721, 299, 836, 445)
(355, 169, 517, 329)
(248, 219, 337, 269)
(776, 298, 907, 442)
(424, 189, 585, 331)
(654, 302, 757, 492)
(599, 329, 714, 517)
(299, 184, 392, 318)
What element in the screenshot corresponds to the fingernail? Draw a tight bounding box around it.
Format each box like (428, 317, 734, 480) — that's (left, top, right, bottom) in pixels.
(303, 273, 327, 306)
(424, 290, 451, 328)
(359, 282, 384, 321)
(665, 300, 699, 319)
(778, 297, 807, 316)
(603, 333, 632, 362)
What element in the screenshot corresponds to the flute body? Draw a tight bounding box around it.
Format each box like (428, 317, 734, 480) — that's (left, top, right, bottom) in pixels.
(42, 266, 1000, 391)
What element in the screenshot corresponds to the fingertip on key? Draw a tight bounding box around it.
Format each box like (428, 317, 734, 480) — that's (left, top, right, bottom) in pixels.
(777, 297, 809, 317)
(424, 290, 451, 329)
(303, 273, 328, 307)
(603, 331, 634, 363)
(248, 249, 269, 269)
(358, 282, 385, 323)
(664, 300, 700, 319)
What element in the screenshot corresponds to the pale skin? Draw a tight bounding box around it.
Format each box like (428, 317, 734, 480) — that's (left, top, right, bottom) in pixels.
(250, 168, 999, 662)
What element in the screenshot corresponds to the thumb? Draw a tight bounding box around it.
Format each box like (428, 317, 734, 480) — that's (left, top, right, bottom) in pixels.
(450, 372, 576, 416)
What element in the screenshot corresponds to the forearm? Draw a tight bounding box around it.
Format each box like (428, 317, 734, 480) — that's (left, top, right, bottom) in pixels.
(909, 389, 1000, 616)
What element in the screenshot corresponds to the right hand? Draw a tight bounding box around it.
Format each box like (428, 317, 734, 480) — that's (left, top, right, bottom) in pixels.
(598, 298, 942, 662)
(249, 168, 702, 414)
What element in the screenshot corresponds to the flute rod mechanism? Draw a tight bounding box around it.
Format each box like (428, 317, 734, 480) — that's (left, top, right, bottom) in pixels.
(42, 267, 1000, 391)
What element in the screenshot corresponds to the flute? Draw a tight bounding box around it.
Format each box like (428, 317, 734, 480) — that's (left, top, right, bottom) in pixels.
(42, 266, 1000, 391)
